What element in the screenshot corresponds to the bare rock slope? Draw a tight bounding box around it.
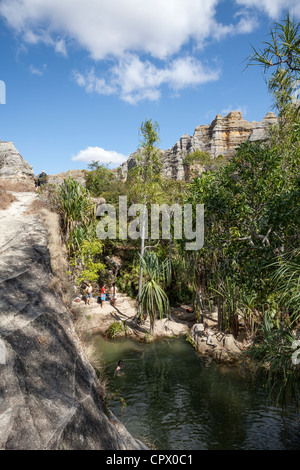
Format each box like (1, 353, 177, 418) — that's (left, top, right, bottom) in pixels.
(0, 141, 34, 181)
(0, 191, 146, 450)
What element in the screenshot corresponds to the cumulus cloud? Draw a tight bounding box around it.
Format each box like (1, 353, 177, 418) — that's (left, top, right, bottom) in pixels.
(1, 0, 298, 102)
(1, 1, 299, 59)
(72, 146, 128, 167)
(0, 0, 254, 102)
(0, 0, 222, 59)
(235, 0, 300, 18)
(74, 55, 220, 104)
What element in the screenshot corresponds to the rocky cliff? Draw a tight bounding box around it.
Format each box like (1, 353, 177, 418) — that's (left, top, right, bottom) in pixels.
(120, 111, 278, 180)
(0, 141, 34, 182)
(0, 165, 146, 449)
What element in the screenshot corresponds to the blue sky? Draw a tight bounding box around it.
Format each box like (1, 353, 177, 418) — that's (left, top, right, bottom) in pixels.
(0, 0, 299, 175)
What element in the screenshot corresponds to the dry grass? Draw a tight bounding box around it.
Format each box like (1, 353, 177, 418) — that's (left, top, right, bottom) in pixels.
(39, 206, 109, 402)
(39, 208, 75, 306)
(0, 180, 35, 192)
(25, 198, 51, 216)
(0, 190, 17, 210)
(80, 337, 108, 394)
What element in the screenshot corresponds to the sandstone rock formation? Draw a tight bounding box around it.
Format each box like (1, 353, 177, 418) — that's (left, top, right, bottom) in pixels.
(0, 141, 34, 181)
(0, 191, 146, 450)
(119, 111, 278, 180)
(47, 169, 87, 187)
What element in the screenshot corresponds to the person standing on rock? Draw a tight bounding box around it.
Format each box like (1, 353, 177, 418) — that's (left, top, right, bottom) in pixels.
(85, 283, 93, 305)
(36, 170, 48, 188)
(100, 284, 106, 307)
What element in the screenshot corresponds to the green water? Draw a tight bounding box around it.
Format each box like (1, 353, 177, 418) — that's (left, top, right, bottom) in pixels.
(93, 335, 300, 450)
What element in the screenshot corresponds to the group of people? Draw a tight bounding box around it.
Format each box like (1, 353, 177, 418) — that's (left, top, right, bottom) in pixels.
(84, 282, 117, 307)
(84, 282, 123, 378)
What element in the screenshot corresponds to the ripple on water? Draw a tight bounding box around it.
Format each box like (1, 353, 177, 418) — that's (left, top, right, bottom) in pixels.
(93, 335, 300, 450)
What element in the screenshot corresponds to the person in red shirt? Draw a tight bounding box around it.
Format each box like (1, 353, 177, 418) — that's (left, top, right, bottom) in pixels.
(100, 284, 106, 307)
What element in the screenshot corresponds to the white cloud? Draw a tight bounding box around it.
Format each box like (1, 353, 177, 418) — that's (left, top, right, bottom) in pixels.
(54, 39, 67, 56)
(1, 1, 299, 60)
(235, 0, 300, 18)
(73, 69, 116, 96)
(1, 0, 298, 102)
(74, 55, 220, 104)
(0, 0, 223, 60)
(221, 105, 248, 116)
(72, 146, 128, 167)
(29, 63, 47, 76)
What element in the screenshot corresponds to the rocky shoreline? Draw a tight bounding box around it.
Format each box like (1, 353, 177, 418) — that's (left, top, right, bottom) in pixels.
(72, 290, 252, 365)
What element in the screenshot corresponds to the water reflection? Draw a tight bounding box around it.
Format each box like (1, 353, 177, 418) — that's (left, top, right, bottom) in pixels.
(93, 335, 300, 450)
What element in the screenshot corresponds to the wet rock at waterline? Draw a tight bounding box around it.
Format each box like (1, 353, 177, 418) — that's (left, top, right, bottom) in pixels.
(190, 323, 244, 363)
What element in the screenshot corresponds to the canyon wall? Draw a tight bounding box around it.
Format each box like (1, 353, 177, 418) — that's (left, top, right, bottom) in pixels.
(119, 111, 278, 180)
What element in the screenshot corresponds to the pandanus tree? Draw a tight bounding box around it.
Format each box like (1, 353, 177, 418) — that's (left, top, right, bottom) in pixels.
(139, 250, 170, 334)
(129, 118, 163, 318)
(56, 176, 95, 241)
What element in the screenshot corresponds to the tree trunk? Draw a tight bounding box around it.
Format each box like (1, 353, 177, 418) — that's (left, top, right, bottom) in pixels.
(137, 203, 147, 319)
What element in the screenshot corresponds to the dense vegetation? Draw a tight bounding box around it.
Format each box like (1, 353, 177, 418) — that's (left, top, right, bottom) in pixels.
(50, 14, 300, 407)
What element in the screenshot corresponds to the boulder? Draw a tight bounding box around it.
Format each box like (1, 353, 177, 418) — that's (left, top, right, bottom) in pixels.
(0, 141, 34, 181)
(190, 323, 243, 363)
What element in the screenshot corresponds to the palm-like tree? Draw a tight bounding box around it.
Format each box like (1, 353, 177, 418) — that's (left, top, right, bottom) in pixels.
(271, 249, 300, 324)
(139, 251, 170, 334)
(56, 176, 95, 240)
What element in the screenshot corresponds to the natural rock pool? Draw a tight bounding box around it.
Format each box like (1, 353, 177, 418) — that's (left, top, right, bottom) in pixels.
(93, 335, 300, 450)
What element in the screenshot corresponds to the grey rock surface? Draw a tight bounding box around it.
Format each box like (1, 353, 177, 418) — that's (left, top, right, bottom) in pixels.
(0, 191, 146, 450)
(0, 141, 34, 181)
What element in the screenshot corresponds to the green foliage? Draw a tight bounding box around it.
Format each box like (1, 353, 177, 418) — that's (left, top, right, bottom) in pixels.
(186, 332, 195, 348)
(138, 118, 162, 181)
(185, 134, 299, 332)
(54, 176, 95, 241)
(85, 161, 127, 204)
(270, 250, 300, 325)
(139, 251, 170, 333)
(245, 313, 300, 408)
(247, 13, 300, 80)
(70, 238, 105, 285)
(183, 150, 212, 181)
(107, 321, 125, 339)
(116, 261, 141, 298)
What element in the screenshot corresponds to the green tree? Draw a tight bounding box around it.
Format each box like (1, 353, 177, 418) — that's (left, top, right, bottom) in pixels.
(139, 251, 170, 334)
(130, 119, 164, 316)
(85, 161, 127, 205)
(247, 12, 300, 116)
(185, 137, 299, 332)
(54, 176, 95, 241)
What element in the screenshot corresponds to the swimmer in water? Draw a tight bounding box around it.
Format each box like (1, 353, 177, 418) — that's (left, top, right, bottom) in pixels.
(114, 360, 123, 377)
